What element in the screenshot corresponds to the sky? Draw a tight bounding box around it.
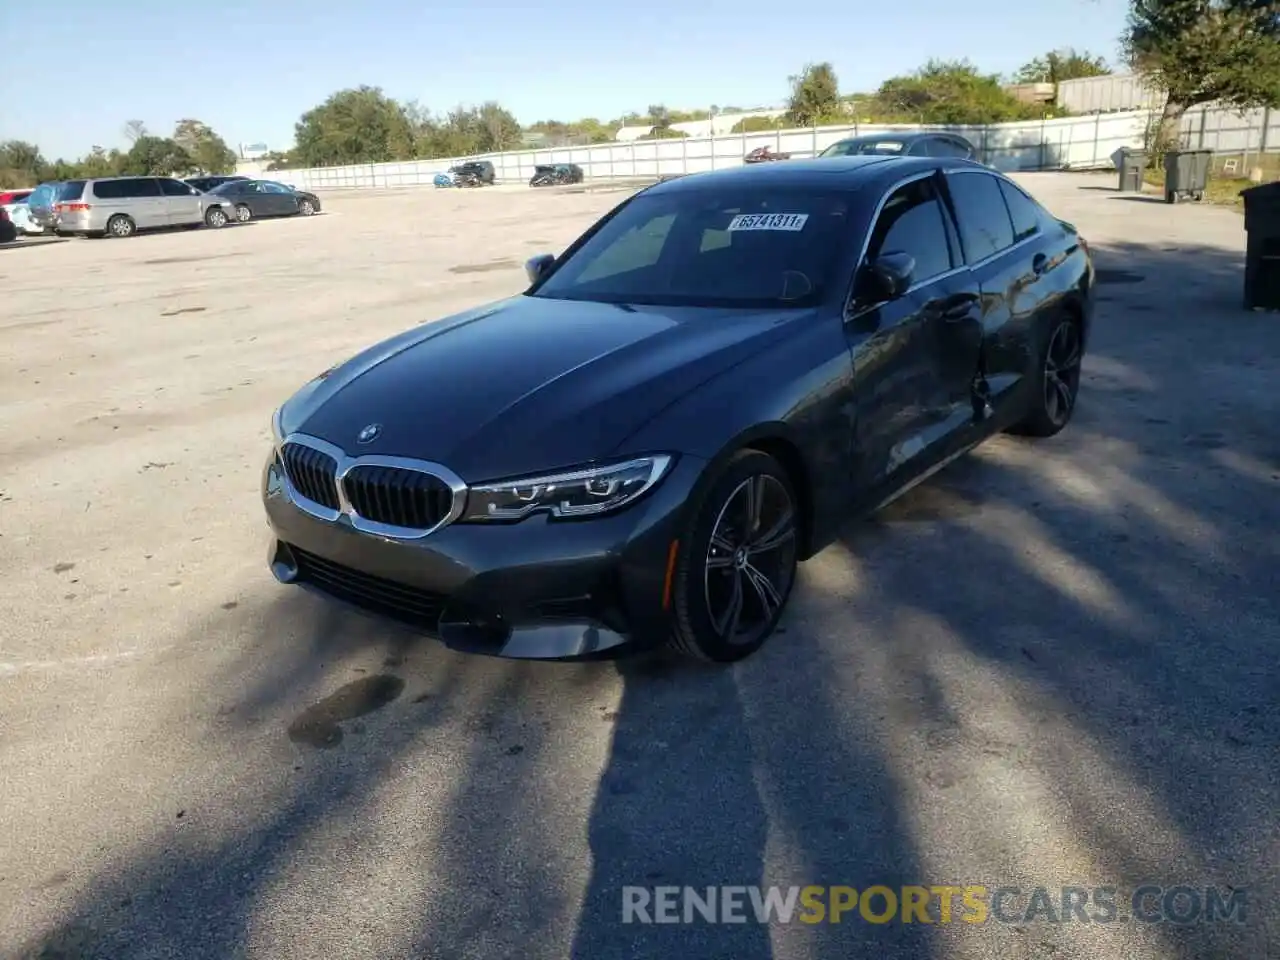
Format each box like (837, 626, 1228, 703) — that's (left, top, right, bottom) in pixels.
(0, 0, 1130, 160)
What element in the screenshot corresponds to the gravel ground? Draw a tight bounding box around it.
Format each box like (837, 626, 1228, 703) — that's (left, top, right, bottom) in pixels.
(0, 174, 1275, 960)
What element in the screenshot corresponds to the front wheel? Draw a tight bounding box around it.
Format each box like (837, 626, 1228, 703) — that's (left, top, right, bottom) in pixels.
(1008, 313, 1083, 438)
(298, 199, 315, 216)
(204, 206, 228, 228)
(668, 450, 799, 662)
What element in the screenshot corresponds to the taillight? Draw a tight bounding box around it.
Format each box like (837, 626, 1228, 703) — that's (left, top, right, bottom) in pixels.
(55, 202, 91, 212)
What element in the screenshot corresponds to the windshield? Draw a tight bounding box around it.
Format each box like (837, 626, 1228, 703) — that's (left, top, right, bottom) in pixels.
(531, 188, 854, 309)
(821, 139, 905, 157)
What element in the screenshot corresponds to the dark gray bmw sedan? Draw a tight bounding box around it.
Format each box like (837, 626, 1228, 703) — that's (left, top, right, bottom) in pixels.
(263, 156, 1094, 663)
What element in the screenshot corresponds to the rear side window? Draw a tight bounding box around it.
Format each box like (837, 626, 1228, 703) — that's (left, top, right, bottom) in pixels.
(927, 138, 971, 159)
(945, 171, 1015, 263)
(997, 179, 1042, 242)
(56, 181, 87, 201)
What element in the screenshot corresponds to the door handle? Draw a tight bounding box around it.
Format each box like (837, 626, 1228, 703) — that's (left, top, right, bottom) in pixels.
(1032, 253, 1049, 276)
(933, 292, 980, 322)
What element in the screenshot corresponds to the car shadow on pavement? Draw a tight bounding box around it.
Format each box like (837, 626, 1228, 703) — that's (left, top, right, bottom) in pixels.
(821, 237, 1275, 959)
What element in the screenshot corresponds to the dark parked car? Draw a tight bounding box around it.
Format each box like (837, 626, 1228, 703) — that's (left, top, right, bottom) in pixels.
(820, 132, 977, 161)
(184, 174, 249, 193)
(530, 163, 584, 186)
(208, 179, 321, 222)
(744, 146, 791, 163)
(450, 161, 496, 187)
(263, 156, 1093, 663)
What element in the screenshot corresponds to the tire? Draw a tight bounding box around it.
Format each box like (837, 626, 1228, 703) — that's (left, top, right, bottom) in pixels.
(298, 199, 315, 216)
(0, 221, 16, 244)
(668, 449, 800, 663)
(235, 204, 253, 223)
(106, 214, 135, 238)
(1007, 312, 1084, 438)
(204, 206, 228, 229)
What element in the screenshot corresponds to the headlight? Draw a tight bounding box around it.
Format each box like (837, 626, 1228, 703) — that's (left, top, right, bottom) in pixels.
(462, 455, 674, 522)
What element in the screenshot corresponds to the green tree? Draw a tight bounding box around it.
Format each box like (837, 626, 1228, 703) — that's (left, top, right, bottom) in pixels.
(293, 86, 416, 166)
(172, 119, 238, 174)
(475, 102, 522, 152)
(121, 136, 193, 176)
(1015, 48, 1111, 84)
(786, 62, 841, 126)
(1124, 0, 1280, 147)
(730, 115, 784, 133)
(875, 59, 1041, 124)
(647, 104, 674, 135)
(0, 140, 46, 187)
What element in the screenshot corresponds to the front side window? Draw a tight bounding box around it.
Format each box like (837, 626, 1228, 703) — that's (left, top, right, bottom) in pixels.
(864, 177, 955, 285)
(532, 188, 855, 308)
(945, 171, 1015, 263)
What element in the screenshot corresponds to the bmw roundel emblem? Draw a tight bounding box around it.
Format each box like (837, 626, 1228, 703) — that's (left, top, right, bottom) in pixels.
(357, 423, 382, 444)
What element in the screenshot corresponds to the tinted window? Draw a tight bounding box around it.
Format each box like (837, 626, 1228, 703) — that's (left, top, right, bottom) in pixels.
(927, 137, 970, 159)
(260, 181, 292, 194)
(822, 139, 905, 157)
(945, 171, 1015, 263)
(997, 179, 1042, 242)
(210, 181, 246, 195)
(56, 181, 87, 201)
(905, 140, 931, 156)
(92, 178, 161, 199)
(865, 177, 954, 284)
(533, 189, 853, 308)
(159, 178, 194, 196)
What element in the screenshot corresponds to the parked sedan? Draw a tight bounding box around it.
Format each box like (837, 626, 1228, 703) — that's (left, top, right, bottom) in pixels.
(530, 163, 584, 186)
(207, 179, 321, 222)
(263, 156, 1093, 663)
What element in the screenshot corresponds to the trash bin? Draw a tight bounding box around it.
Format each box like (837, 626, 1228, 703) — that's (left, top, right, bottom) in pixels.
(1116, 147, 1146, 192)
(1162, 148, 1214, 203)
(1242, 181, 1280, 311)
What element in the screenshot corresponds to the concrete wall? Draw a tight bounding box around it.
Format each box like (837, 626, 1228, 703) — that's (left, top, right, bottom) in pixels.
(269, 107, 1278, 193)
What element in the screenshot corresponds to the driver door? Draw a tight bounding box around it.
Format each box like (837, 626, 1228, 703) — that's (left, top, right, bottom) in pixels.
(845, 173, 983, 505)
(259, 181, 298, 214)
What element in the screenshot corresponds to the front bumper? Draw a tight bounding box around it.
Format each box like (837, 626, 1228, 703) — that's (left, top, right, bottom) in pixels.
(263, 451, 706, 659)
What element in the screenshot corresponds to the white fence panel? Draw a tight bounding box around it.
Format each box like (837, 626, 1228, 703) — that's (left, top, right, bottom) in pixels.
(269, 106, 1276, 192)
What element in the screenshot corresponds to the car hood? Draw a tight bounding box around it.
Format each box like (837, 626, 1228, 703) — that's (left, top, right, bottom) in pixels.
(282, 295, 811, 480)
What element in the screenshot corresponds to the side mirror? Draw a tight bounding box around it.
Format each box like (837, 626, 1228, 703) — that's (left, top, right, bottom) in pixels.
(860, 252, 916, 303)
(525, 253, 555, 285)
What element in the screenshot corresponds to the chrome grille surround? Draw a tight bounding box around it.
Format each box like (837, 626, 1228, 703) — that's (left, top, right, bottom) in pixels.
(277, 433, 468, 540)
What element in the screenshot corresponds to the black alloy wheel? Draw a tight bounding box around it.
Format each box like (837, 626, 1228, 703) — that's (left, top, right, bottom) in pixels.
(1010, 314, 1083, 438)
(669, 449, 799, 662)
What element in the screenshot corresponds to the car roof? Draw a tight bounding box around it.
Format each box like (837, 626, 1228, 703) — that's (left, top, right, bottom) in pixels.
(829, 131, 969, 146)
(645, 155, 981, 195)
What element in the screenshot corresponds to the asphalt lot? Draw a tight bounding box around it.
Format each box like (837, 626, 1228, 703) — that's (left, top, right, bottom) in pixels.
(1, 175, 1276, 960)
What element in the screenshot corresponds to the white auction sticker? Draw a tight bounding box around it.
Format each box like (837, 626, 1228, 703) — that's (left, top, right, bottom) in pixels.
(726, 213, 809, 232)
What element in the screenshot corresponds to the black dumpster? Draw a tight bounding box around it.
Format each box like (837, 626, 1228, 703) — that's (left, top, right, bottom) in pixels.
(1117, 147, 1146, 192)
(1163, 148, 1214, 203)
(1242, 181, 1280, 311)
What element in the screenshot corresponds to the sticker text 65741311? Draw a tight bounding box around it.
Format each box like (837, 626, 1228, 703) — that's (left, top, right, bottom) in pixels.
(726, 213, 809, 232)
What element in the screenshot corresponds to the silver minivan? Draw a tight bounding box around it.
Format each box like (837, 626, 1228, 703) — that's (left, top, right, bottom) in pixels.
(46, 176, 236, 237)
